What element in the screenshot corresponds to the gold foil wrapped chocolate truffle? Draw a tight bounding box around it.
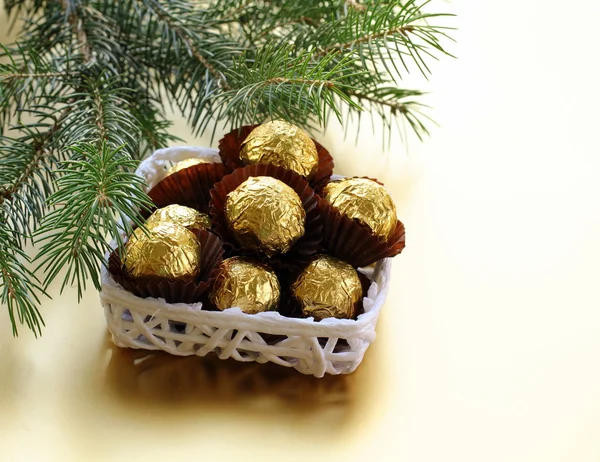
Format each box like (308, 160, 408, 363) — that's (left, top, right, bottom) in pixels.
(225, 176, 305, 256)
(210, 256, 281, 314)
(166, 157, 210, 176)
(123, 222, 201, 280)
(291, 254, 363, 321)
(146, 204, 211, 234)
(240, 120, 319, 179)
(323, 177, 398, 240)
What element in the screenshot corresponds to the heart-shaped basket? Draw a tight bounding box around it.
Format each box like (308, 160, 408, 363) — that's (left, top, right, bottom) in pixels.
(99, 146, 393, 377)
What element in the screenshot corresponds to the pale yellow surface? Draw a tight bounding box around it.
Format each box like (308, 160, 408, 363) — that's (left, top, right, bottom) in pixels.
(2, 2, 600, 462)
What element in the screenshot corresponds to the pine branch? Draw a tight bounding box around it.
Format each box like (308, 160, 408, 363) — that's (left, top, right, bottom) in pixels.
(0, 106, 70, 244)
(0, 44, 72, 131)
(0, 0, 174, 334)
(53, 74, 142, 158)
(135, 0, 230, 90)
(212, 1, 347, 47)
(346, 86, 434, 143)
(215, 46, 364, 130)
(0, 110, 64, 337)
(0, 139, 46, 206)
(0, 225, 46, 336)
(35, 143, 153, 298)
(0, 0, 454, 336)
(31, 75, 154, 292)
(27, 4, 155, 294)
(300, 0, 455, 79)
(94, 0, 244, 135)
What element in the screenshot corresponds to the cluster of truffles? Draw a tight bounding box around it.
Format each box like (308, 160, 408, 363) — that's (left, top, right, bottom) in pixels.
(118, 120, 403, 321)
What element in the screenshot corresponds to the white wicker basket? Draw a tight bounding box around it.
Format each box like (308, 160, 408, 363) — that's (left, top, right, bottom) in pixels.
(99, 146, 393, 377)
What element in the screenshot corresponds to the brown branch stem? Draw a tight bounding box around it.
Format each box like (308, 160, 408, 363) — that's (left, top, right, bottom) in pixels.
(138, 0, 230, 90)
(348, 91, 410, 113)
(92, 86, 107, 142)
(345, 0, 367, 11)
(1, 72, 68, 81)
(59, 0, 93, 62)
(0, 107, 72, 206)
(313, 24, 415, 58)
(264, 77, 335, 88)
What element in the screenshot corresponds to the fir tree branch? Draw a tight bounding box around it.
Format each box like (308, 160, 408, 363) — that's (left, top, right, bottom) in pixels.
(0, 0, 172, 334)
(99, 0, 243, 135)
(346, 86, 433, 141)
(0, 135, 51, 206)
(0, 44, 72, 130)
(216, 46, 364, 129)
(0, 117, 64, 336)
(313, 24, 416, 59)
(0, 0, 454, 337)
(0, 226, 46, 336)
(32, 76, 151, 293)
(35, 143, 153, 298)
(134, 0, 230, 90)
(304, 0, 454, 79)
(0, 106, 71, 237)
(349, 88, 421, 114)
(56, 75, 141, 157)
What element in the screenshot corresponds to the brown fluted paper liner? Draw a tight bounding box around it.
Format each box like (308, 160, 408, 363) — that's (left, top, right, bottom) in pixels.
(319, 196, 406, 268)
(354, 271, 372, 318)
(148, 162, 227, 213)
(108, 229, 224, 304)
(209, 164, 323, 263)
(218, 125, 334, 190)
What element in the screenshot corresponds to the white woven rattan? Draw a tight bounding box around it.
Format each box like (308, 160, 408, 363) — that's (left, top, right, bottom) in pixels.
(99, 146, 393, 377)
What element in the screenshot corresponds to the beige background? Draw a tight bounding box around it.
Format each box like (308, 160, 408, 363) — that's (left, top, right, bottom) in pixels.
(2, 1, 600, 461)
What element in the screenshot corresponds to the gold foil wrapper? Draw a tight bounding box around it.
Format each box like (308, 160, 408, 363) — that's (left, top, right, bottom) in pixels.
(210, 256, 281, 314)
(323, 178, 398, 240)
(166, 158, 210, 176)
(225, 176, 305, 256)
(123, 222, 201, 280)
(146, 204, 211, 234)
(240, 120, 319, 179)
(292, 254, 363, 321)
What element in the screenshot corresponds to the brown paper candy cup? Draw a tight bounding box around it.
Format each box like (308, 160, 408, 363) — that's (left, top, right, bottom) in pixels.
(354, 271, 372, 318)
(209, 164, 323, 263)
(148, 162, 227, 213)
(108, 229, 224, 304)
(218, 125, 334, 189)
(319, 196, 406, 268)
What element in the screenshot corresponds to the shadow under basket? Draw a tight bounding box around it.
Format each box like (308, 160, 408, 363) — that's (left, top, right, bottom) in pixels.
(99, 146, 394, 378)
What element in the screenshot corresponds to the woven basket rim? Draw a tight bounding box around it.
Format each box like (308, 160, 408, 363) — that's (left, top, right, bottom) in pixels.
(100, 256, 391, 337)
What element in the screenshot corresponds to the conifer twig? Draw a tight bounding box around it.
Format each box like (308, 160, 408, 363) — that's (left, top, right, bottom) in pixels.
(0, 0, 454, 336)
